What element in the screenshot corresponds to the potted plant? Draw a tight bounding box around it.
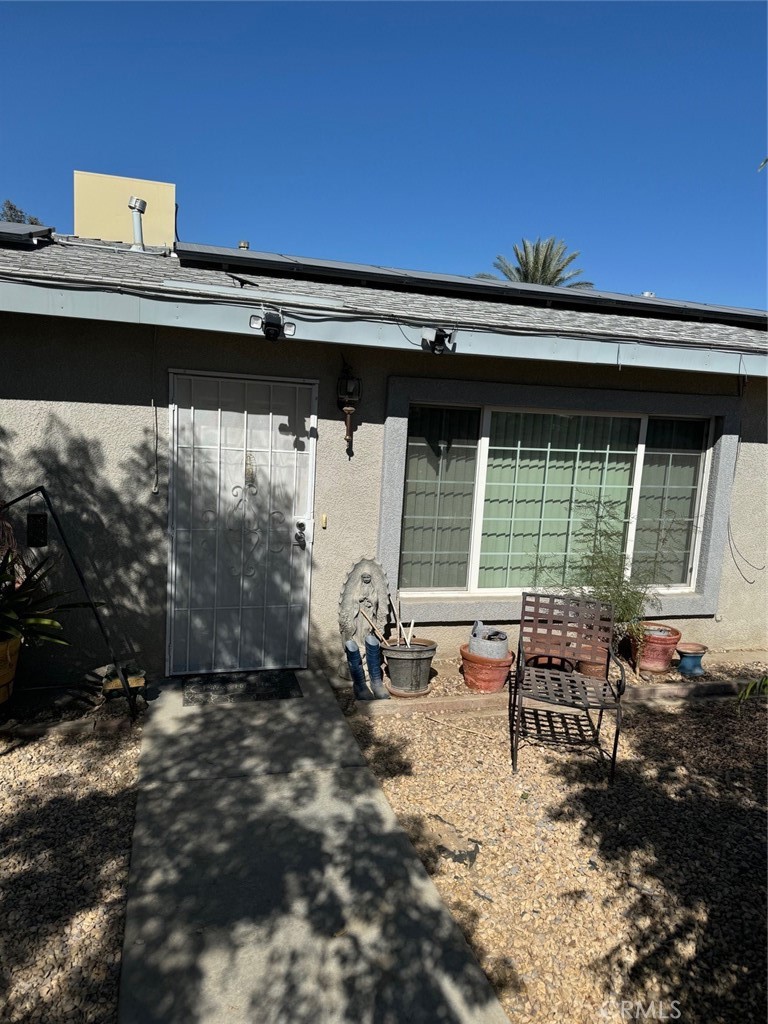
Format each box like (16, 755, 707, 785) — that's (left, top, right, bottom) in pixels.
(535, 495, 679, 672)
(0, 551, 70, 705)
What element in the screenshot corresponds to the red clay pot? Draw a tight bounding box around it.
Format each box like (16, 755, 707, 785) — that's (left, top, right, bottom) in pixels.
(635, 623, 682, 673)
(460, 644, 514, 693)
(576, 646, 610, 679)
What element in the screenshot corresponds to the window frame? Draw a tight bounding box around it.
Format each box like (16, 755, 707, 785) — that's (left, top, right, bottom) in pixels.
(378, 377, 740, 623)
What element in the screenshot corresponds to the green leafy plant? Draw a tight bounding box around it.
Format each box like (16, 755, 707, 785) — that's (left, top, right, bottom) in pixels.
(737, 674, 768, 708)
(570, 498, 659, 634)
(0, 550, 70, 647)
(532, 494, 673, 653)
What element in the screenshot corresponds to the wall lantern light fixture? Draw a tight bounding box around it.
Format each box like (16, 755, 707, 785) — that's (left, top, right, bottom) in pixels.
(337, 367, 362, 446)
(249, 309, 296, 341)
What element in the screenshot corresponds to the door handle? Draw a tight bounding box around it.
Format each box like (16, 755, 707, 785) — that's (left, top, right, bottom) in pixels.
(295, 521, 307, 548)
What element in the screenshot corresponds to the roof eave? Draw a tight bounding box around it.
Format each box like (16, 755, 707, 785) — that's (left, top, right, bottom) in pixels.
(1, 276, 765, 378)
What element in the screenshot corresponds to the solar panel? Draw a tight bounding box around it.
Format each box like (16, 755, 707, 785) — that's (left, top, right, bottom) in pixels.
(172, 241, 767, 324)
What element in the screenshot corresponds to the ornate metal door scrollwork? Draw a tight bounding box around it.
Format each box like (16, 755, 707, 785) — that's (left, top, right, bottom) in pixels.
(225, 484, 262, 578)
(198, 507, 217, 556)
(268, 510, 289, 554)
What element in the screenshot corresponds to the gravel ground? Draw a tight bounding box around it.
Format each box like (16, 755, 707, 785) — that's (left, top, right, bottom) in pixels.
(346, 697, 767, 1023)
(2, 674, 764, 1024)
(0, 697, 143, 1024)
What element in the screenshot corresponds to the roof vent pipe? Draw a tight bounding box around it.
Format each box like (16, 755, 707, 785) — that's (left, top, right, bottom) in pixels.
(238, 240, 250, 249)
(128, 196, 147, 251)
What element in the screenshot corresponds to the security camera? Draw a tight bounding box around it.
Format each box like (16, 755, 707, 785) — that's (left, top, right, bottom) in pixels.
(262, 310, 283, 342)
(421, 326, 455, 354)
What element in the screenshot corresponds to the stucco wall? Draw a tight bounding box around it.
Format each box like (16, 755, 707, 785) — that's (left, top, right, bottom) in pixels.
(1, 311, 765, 685)
(682, 376, 768, 649)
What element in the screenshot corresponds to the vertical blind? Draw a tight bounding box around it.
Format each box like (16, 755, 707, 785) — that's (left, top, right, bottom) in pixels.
(400, 406, 481, 588)
(399, 405, 709, 592)
(634, 419, 707, 585)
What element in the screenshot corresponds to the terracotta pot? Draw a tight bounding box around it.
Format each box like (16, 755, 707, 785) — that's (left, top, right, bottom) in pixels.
(635, 623, 682, 673)
(577, 646, 610, 679)
(525, 640, 577, 673)
(460, 644, 514, 693)
(0, 636, 21, 705)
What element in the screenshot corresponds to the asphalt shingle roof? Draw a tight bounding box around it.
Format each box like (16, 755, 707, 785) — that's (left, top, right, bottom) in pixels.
(0, 235, 765, 355)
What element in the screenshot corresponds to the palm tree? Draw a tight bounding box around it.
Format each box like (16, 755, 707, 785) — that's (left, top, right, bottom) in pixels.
(478, 236, 593, 288)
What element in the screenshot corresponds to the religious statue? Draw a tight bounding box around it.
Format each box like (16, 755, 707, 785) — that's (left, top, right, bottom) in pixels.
(338, 557, 390, 679)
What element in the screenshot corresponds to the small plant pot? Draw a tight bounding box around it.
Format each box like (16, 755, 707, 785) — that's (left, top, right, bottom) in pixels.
(460, 644, 515, 693)
(576, 646, 610, 679)
(676, 642, 708, 678)
(635, 623, 682, 673)
(0, 636, 21, 705)
(384, 638, 437, 697)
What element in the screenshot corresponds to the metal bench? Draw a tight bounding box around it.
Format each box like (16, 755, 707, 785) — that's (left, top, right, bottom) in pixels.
(509, 592, 626, 782)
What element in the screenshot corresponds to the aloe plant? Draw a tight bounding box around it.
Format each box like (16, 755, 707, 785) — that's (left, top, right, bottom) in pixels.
(0, 550, 70, 647)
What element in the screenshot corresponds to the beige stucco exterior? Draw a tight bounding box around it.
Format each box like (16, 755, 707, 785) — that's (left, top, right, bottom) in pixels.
(74, 172, 176, 248)
(1, 311, 766, 682)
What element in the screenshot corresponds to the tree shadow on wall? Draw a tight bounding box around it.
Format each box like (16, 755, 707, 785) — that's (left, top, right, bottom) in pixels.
(546, 700, 767, 1022)
(0, 416, 168, 684)
(0, 415, 343, 687)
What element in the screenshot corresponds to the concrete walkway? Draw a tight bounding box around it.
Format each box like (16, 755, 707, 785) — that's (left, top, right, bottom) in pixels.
(118, 672, 509, 1024)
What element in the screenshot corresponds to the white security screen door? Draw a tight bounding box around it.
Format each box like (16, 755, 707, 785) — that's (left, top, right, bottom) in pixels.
(168, 373, 317, 674)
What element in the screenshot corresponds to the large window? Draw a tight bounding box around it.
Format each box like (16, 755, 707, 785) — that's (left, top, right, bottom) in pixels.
(399, 406, 710, 593)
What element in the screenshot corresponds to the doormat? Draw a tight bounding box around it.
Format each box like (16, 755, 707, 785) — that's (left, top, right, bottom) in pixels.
(182, 671, 303, 706)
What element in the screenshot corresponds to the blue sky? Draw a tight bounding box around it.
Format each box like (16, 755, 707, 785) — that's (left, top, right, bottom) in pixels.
(1, 1, 766, 308)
